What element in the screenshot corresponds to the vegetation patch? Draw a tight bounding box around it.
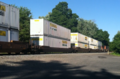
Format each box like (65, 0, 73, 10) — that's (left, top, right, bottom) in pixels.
(46, 52, 64, 54)
(0, 52, 8, 54)
(110, 52, 120, 56)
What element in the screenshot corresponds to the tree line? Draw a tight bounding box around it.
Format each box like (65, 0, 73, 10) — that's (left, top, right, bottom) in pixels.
(13, 2, 111, 47)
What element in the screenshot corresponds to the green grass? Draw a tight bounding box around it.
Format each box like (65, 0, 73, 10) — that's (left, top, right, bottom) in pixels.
(0, 52, 8, 54)
(110, 52, 120, 56)
(46, 52, 64, 54)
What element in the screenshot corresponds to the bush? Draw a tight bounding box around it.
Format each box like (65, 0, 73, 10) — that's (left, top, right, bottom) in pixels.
(110, 31, 120, 53)
(110, 52, 120, 56)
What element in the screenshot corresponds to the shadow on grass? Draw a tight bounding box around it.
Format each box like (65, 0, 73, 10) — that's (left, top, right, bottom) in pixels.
(0, 60, 120, 79)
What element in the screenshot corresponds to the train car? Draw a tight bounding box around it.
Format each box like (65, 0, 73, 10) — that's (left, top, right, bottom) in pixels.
(0, 1, 19, 42)
(71, 32, 103, 52)
(0, 16, 106, 54)
(30, 19, 72, 53)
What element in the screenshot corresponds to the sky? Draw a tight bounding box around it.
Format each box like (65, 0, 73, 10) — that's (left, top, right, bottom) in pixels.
(1, 0, 120, 42)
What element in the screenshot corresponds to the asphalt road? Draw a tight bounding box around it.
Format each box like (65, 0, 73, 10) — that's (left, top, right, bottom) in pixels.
(0, 53, 120, 79)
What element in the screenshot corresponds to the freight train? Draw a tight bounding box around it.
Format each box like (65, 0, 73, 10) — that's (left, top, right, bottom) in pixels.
(30, 19, 103, 50)
(0, 19, 108, 54)
(0, 1, 108, 54)
(0, 40, 107, 54)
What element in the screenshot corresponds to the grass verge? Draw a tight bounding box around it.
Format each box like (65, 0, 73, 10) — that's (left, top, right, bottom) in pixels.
(0, 52, 8, 54)
(110, 52, 120, 56)
(46, 52, 64, 54)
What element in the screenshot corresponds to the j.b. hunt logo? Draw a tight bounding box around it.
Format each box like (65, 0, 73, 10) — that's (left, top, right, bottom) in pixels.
(62, 40, 67, 46)
(0, 5, 5, 16)
(50, 23, 57, 31)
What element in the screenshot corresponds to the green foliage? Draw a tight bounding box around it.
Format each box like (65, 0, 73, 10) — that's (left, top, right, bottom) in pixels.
(109, 42, 113, 52)
(49, 2, 79, 32)
(19, 7, 32, 42)
(39, 12, 51, 20)
(93, 29, 109, 46)
(110, 31, 120, 53)
(77, 18, 110, 46)
(110, 52, 120, 56)
(77, 18, 98, 37)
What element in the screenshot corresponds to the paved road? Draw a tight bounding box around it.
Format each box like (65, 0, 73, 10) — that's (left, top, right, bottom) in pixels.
(0, 53, 120, 79)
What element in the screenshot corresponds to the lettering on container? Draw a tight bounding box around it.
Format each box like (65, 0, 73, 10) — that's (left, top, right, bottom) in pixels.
(62, 40, 67, 46)
(50, 23, 57, 28)
(0, 5, 6, 11)
(39, 38, 43, 41)
(85, 37, 87, 40)
(75, 43, 78, 46)
(85, 44, 88, 48)
(34, 20, 39, 22)
(0, 30, 6, 36)
(50, 23, 57, 31)
(71, 34, 78, 36)
(94, 46, 96, 49)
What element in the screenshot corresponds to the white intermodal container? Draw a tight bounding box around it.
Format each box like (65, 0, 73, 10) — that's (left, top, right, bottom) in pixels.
(30, 36, 70, 48)
(71, 32, 103, 49)
(0, 2, 10, 27)
(9, 6, 19, 29)
(74, 42, 88, 49)
(0, 1, 19, 30)
(98, 41, 102, 47)
(71, 32, 89, 44)
(89, 37, 93, 45)
(30, 19, 71, 40)
(98, 45, 101, 49)
(93, 39, 98, 46)
(88, 37, 98, 46)
(30, 36, 49, 46)
(89, 45, 95, 49)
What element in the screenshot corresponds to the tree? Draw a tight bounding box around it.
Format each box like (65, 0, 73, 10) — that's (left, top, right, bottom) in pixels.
(77, 18, 98, 37)
(49, 2, 79, 32)
(39, 12, 51, 20)
(110, 31, 120, 53)
(93, 29, 109, 46)
(19, 7, 32, 42)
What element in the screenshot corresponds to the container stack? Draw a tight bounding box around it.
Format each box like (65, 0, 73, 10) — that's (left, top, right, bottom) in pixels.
(71, 33, 89, 48)
(71, 32, 102, 49)
(0, 1, 19, 42)
(89, 38, 98, 49)
(30, 19, 71, 48)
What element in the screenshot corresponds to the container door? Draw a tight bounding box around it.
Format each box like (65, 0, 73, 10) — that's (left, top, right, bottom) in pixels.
(44, 36, 49, 46)
(10, 6, 16, 28)
(10, 29, 19, 41)
(44, 20, 49, 35)
(31, 37, 39, 45)
(0, 2, 9, 27)
(0, 27, 8, 42)
(10, 6, 19, 29)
